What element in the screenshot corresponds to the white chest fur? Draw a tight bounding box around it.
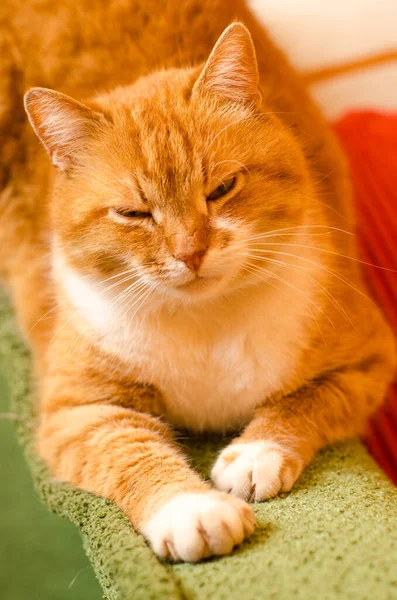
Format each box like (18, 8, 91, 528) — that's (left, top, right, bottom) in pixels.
(130, 301, 304, 432)
(56, 259, 315, 433)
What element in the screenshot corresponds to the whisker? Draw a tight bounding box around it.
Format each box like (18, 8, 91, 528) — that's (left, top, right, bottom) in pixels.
(111, 279, 148, 311)
(240, 253, 354, 328)
(242, 258, 335, 329)
(30, 271, 137, 336)
(108, 275, 145, 302)
(241, 260, 331, 337)
(50, 312, 77, 344)
(245, 248, 375, 305)
(127, 281, 158, 323)
(28, 299, 66, 333)
(66, 323, 91, 356)
(204, 115, 256, 156)
(122, 280, 155, 315)
(210, 159, 249, 174)
(97, 266, 140, 288)
(248, 241, 397, 273)
(239, 225, 354, 245)
(240, 264, 283, 295)
(311, 196, 350, 223)
(254, 232, 333, 238)
(66, 279, 151, 355)
(203, 110, 297, 157)
(100, 273, 140, 297)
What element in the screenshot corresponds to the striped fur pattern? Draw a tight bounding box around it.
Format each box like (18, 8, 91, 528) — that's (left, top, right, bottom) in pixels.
(0, 0, 395, 562)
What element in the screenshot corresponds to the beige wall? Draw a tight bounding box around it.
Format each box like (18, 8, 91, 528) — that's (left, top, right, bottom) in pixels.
(248, 0, 397, 118)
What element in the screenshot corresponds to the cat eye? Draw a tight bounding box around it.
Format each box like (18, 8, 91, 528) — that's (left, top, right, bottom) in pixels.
(114, 208, 151, 219)
(207, 177, 236, 201)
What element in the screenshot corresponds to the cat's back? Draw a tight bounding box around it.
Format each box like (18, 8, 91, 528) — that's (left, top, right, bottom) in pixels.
(1, 0, 242, 98)
(1, 0, 348, 205)
(1, 0, 322, 128)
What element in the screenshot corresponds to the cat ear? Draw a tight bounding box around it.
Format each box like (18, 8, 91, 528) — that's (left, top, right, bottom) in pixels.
(24, 87, 104, 170)
(193, 22, 261, 105)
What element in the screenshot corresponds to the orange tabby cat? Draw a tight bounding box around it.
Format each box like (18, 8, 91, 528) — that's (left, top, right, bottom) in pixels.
(0, 0, 395, 562)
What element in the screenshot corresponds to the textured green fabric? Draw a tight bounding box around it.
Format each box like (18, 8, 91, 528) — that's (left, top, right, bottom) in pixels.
(1, 287, 397, 600)
(0, 372, 102, 600)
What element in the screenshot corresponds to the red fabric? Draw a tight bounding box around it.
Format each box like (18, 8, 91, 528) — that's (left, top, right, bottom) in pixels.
(333, 112, 397, 484)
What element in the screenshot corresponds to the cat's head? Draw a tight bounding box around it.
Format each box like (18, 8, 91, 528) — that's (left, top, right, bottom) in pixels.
(25, 23, 311, 307)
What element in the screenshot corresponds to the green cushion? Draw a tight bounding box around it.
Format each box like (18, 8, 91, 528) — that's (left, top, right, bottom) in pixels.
(0, 372, 102, 600)
(1, 289, 396, 600)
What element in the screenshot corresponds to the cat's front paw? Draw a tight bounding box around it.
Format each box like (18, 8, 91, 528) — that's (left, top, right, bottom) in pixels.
(142, 491, 255, 562)
(211, 441, 304, 502)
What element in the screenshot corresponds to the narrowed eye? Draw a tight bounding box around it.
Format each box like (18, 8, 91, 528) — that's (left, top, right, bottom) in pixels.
(115, 208, 151, 219)
(207, 176, 236, 201)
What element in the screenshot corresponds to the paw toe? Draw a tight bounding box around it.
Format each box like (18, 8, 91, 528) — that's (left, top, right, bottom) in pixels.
(142, 491, 254, 562)
(212, 441, 304, 502)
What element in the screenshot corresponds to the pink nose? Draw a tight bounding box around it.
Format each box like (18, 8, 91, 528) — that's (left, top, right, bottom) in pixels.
(173, 248, 206, 272)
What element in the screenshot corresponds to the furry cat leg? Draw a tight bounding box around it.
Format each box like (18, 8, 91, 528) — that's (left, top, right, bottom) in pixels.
(212, 351, 395, 501)
(38, 330, 254, 561)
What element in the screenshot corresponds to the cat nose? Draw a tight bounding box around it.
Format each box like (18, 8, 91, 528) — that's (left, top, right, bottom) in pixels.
(169, 222, 209, 272)
(173, 247, 207, 272)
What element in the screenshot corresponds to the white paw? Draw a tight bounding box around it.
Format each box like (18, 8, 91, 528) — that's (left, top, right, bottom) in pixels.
(211, 441, 304, 502)
(142, 491, 255, 562)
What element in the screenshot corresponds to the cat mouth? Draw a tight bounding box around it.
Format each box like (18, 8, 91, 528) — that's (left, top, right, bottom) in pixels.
(175, 274, 221, 291)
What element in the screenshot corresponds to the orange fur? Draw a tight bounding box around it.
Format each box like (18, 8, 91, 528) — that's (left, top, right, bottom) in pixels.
(0, 0, 395, 562)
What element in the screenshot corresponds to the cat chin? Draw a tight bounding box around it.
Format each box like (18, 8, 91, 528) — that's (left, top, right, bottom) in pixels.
(152, 272, 238, 306)
(175, 275, 221, 291)
(160, 267, 257, 304)
(167, 275, 226, 301)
